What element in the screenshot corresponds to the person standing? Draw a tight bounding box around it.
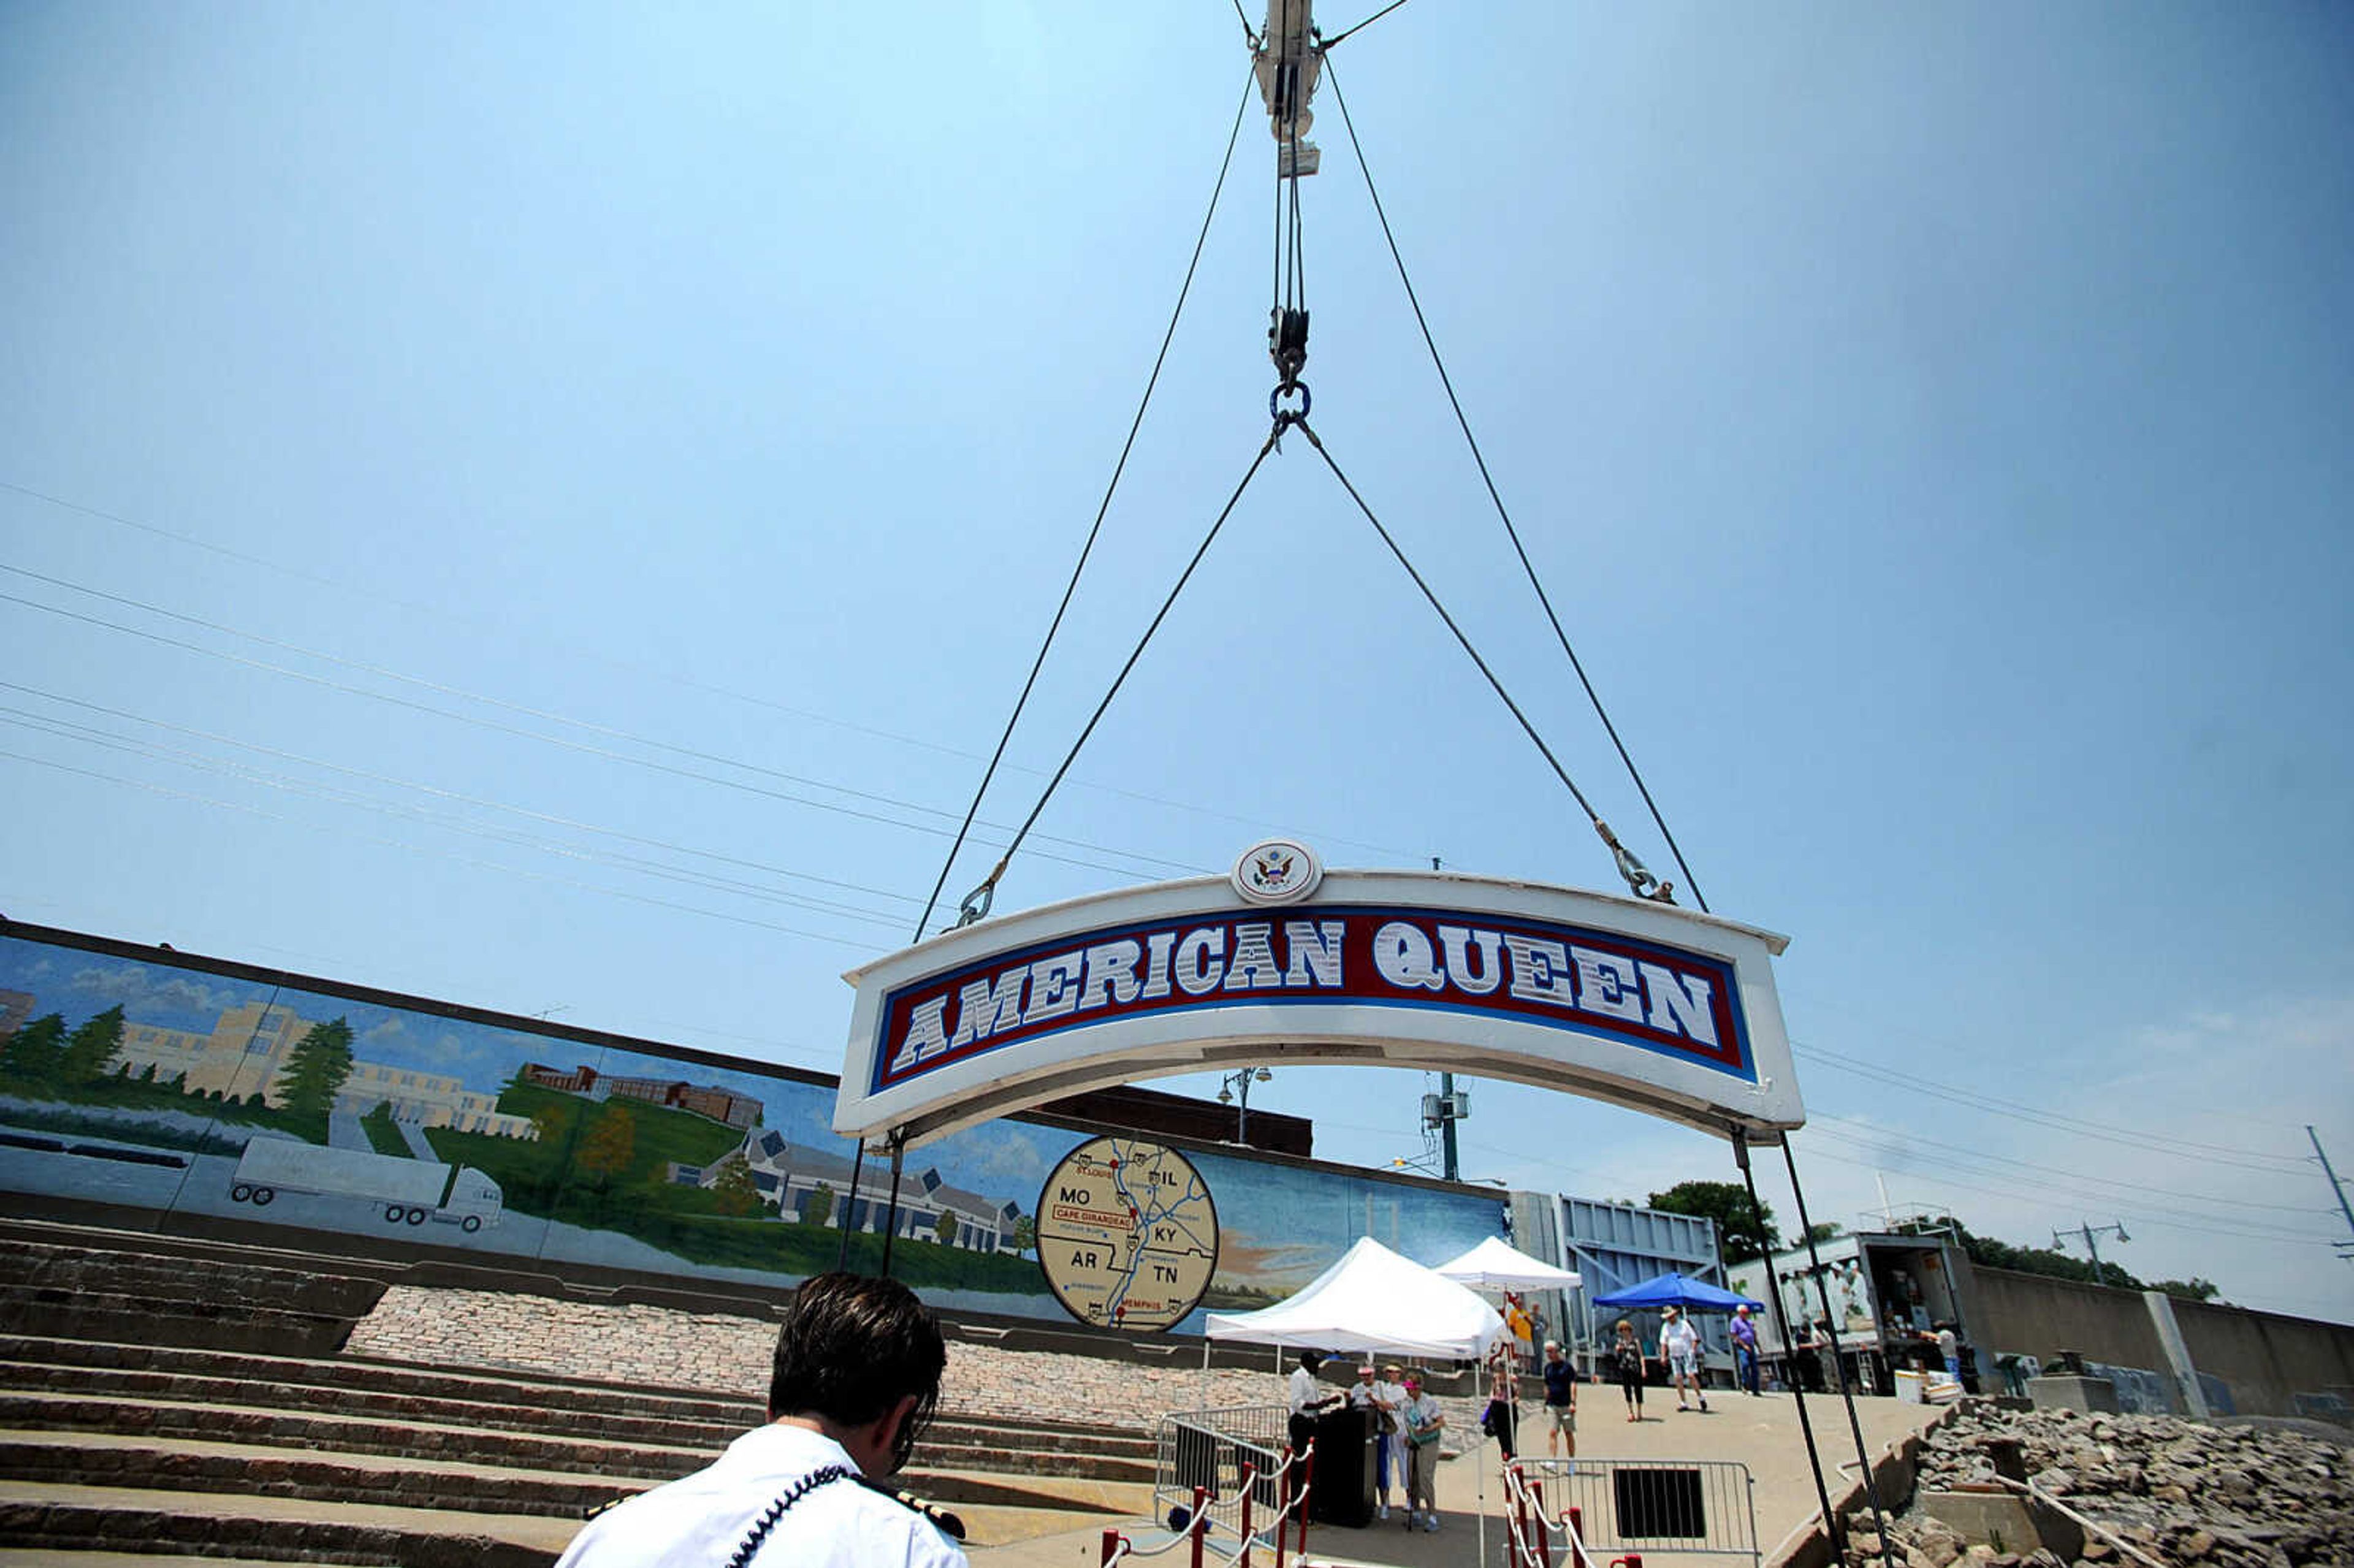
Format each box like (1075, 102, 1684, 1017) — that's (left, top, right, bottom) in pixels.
(1369, 1363, 1406, 1520)
(1610, 1319, 1646, 1421)
(1936, 1323, 1960, 1381)
(1285, 1350, 1339, 1511)
(1539, 1339, 1577, 1461)
(555, 1271, 963, 1568)
(1730, 1304, 1762, 1396)
(1659, 1306, 1707, 1412)
(1398, 1370, 1445, 1533)
(1481, 1346, 1519, 1461)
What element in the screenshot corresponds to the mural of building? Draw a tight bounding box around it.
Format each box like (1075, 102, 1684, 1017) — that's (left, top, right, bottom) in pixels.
(528, 1062, 762, 1129)
(117, 1002, 535, 1138)
(672, 1130, 1023, 1254)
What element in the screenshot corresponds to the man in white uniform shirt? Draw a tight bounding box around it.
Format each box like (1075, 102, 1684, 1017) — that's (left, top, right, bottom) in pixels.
(557, 1271, 965, 1568)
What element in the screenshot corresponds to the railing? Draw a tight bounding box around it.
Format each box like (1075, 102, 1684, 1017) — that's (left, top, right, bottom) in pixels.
(1131, 1406, 1317, 1568)
(1507, 1458, 1758, 1567)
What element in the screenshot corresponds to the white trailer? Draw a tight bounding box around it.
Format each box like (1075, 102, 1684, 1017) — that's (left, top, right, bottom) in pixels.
(229, 1136, 503, 1232)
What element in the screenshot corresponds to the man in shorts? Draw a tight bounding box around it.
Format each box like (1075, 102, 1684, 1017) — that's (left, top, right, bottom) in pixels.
(1539, 1339, 1577, 1461)
(1659, 1306, 1707, 1412)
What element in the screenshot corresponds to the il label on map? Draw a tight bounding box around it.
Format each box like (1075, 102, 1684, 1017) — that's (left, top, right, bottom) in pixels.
(1036, 1136, 1219, 1333)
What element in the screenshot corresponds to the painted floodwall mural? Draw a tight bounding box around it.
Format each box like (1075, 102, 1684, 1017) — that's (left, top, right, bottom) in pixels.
(0, 927, 1504, 1331)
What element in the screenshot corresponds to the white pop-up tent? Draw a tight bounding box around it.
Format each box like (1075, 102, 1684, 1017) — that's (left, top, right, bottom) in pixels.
(1203, 1236, 1508, 1360)
(1434, 1235, 1582, 1292)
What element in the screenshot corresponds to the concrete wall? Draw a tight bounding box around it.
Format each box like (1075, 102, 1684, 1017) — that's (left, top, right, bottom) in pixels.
(2171, 1295, 2354, 1417)
(1967, 1263, 2354, 1418)
(1969, 1266, 2169, 1371)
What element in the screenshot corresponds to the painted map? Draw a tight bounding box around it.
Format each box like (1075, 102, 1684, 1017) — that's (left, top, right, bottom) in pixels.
(1036, 1136, 1218, 1331)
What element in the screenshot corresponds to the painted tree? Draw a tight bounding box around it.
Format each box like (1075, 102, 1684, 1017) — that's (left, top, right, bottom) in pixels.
(934, 1210, 958, 1247)
(528, 1104, 565, 1146)
(711, 1157, 763, 1217)
(802, 1182, 836, 1228)
(1011, 1212, 1035, 1258)
(0, 1014, 66, 1081)
(575, 1105, 636, 1186)
(275, 1018, 356, 1119)
(58, 1006, 126, 1084)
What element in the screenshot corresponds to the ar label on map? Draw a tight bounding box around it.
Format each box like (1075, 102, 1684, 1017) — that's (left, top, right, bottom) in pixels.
(1035, 1136, 1219, 1332)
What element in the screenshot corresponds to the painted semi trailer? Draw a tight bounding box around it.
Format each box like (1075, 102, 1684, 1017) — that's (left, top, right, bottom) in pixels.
(229, 1136, 503, 1231)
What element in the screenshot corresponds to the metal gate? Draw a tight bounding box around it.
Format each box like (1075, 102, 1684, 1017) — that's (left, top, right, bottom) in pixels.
(1512, 1458, 1759, 1565)
(1154, 1404, 1289, 1547)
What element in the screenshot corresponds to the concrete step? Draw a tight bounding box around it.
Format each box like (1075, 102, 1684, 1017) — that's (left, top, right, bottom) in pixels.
(0, 1391, 714, 1485)
(0, 1477, 567, 1567)
(0, 1428, 624, 1520)
(0, 1334, 1158, 1467)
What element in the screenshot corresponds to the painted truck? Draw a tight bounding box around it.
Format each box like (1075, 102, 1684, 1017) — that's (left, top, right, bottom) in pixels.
(229, 1136, 503, 1232)
(1727, 1230, 1978, 1390)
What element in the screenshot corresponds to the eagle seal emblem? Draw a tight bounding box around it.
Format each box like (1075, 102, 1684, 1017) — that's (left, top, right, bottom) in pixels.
(1230, 838, 1322, 905)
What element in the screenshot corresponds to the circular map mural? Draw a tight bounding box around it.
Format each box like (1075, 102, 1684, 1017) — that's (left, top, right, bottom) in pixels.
(1035, 1136, 1219, 1332)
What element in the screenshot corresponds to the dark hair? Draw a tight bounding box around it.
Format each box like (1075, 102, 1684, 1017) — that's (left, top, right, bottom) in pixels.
(1298, 1350, 1325, 1373)
(769, 1272, 947, 1471)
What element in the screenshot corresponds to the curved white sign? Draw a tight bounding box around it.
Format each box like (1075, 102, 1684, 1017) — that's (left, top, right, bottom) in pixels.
(836, 867, 1800, 1148)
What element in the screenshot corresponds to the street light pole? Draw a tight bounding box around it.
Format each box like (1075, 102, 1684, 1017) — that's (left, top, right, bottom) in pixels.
(1217, 1067, 1271, 1145)
(2053, 1220, 2130, 1287)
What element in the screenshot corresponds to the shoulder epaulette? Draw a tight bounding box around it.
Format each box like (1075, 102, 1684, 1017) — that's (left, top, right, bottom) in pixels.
(853, 1475, 968, 1542)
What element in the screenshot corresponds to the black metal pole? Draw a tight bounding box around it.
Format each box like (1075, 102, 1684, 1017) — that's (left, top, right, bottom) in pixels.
(1732, 1130, 1842, 1559)
(1783, 1135, 1901, 1568)
(878, 1133, 907, 1277)
(836, 1138, 868, 1273)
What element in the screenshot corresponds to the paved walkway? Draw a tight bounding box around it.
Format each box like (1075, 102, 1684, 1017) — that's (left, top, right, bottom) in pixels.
(967, 1390, 1948, 1568)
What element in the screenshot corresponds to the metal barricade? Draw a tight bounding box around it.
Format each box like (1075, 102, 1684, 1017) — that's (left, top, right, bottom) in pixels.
(1516, 1458, 1759, 1566)
(1155, 1404, 1289, 1547)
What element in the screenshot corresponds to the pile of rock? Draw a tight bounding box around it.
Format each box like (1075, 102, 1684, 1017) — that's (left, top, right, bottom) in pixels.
(1840, 1401, 2350, 1568)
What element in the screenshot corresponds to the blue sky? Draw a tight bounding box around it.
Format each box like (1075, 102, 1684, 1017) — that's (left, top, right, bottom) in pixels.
(3, 2, 2349, 1323)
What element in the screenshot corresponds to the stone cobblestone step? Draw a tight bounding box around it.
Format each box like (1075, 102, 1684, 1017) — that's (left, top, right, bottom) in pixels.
(0, 1287, 360, 1358)
(0, 1477, 566, 1567)
(0, 1244, 390, 1319)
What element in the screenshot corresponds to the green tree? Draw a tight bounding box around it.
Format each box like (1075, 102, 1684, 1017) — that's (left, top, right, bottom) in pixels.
(0, 1014, 67, 1082)
(528, 1105, 565, 1146)
(712, 1158, 762, 1217)
(2149, 1277, 2221, 1303)
(576, 1105, 636, 1185)
(276, 1018, 356, 1120)
(57, 1006, 126, 1084)
(934, 1209, 958, 1247)
(802, 1182, 836, 1228)
(1806, 1221, 1845, 1245)
(1648, 1179, 1780, 1263)
(1011, 1212, 1035, 1258)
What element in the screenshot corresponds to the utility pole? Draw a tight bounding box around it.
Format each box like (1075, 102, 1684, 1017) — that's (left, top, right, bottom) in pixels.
(1428, 856, 1461, 1182)
(2054, 1219, 2130, 1287)
(2310, 1126, 2354, 1261)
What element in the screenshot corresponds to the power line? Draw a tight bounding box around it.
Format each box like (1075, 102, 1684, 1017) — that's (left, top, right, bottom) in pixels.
(0, 748, 893, 954)
(1792, 1040, 2313, 1174)
(0, 589, 1192, 890)
(1804, 1109, 2328, 1216)
(1794, 1124, 2335, 1246)
(0, 566, 1205, 879)
(0, 707, 918, 935)
(0, 680, 932, 916)
(0, 487, 1421, 863)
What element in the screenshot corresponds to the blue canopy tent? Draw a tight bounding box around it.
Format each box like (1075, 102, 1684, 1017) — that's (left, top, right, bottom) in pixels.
(1591, 1272, 1764, 1314)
